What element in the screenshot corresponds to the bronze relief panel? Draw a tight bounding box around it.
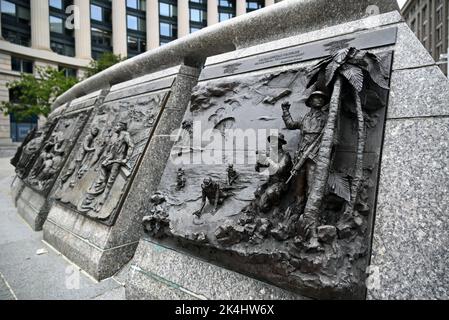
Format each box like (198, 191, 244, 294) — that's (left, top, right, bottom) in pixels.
(143, 48, 394, 299)
(54, 91, 169, 226)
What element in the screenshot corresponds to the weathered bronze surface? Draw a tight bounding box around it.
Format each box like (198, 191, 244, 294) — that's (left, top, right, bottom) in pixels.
(12, 118, 59, 180)
(23, 111, 91, 196)
(54, 91, 169, 226)
(142, 46, 393, 299)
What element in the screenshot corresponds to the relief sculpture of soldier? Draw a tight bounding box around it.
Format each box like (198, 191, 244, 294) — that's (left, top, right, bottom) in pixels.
(193, 177, 231, 218)
(281, 91, 330, 208)
(15, 129, 46, 177)
(60, 127, 100, 188)
(79, 121, 134, 215)
(253, 133, 293, 214)
(32, 148, 65, 189)
(27, 130, 66, 189)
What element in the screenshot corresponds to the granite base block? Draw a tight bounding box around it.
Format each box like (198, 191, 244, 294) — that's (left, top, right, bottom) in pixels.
(126, 239, 307, 300)
(16, 186, 49, 231)
(368, 117, 449, 300)
(43, 219, 138, 280)
(388, 66, 449, 119)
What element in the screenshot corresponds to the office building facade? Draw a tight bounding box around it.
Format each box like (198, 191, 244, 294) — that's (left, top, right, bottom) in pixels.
(402, 0, 449, 74)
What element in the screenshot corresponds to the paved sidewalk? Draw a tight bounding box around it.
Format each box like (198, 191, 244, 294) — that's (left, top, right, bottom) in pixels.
(0, 157, 127, 300)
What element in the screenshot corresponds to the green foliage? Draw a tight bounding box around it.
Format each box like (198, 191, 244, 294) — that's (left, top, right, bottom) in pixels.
(85, 52, 124, 78)
(0, 67, 78, 121)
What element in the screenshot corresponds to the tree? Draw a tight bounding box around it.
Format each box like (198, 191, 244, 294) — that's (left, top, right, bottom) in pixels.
(0, 67, 78, 121)
(300, 47, 389, 242)
(85, 52, 124, 78)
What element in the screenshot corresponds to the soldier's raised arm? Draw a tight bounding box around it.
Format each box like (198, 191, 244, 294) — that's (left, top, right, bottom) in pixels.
(281, 102, 302, 130)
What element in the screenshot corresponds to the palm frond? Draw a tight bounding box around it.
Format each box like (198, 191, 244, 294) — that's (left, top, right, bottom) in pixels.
(340, 65, 364, 92)
(325, 61, 341, 87)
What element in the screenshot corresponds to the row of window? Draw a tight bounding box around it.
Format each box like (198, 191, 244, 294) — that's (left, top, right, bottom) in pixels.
(1, 0, 266, 58)
(10, 56, 77, 77)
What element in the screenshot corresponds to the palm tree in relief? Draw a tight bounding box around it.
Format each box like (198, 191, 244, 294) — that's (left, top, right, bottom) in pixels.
(300, 47, 389, 246)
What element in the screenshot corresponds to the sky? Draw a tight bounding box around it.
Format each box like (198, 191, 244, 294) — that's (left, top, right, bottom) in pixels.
(397, 0, 407, 8)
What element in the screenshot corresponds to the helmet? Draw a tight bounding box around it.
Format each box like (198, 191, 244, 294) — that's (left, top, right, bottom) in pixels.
(305, 91, 330, 108)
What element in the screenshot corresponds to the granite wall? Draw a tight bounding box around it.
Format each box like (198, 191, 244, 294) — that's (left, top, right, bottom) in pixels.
(126, 11, 449, 300)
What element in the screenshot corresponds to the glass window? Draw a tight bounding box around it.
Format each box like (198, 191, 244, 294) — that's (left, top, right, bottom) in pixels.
(49, 0, 63, 9)
(51, 41, 75, 56)
(247, 1, 263, 10)
(159, 2, 176, 17)
(91, 27, 112, 47)
(127, 15, 138, 30)
(9, 87, 22, 104)
(219, 0, 234, 7)
(190, 8, 204, 22)
(219, 12, 233, 22)
(0, 0, 15, 15)
(59, 66, 77, 78)
(3, 29, 30, 46)
(127, 15, 145, 31)
(127, 35, 146, 54)
(91, 4, 103, 21)
(127, 0, 138, 9)
(190, 26, 201, 33)
(50, 15, 64, 33)
(11, 57, 33, 73)
(127, 0, 145, 10)
(17, 5, 30, 21)
(160, 22, 172, 37)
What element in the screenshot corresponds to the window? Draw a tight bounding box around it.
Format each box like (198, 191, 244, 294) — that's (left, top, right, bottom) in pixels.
(127, 14, 138, 29)
(190, 8, 205, 22)
(127, 14, 145, 31)
(127, 35, 146, 55)
(219, 0, 234, 8)
(91, 27, 112, 47)
(247, 0, 263, 11)
(437, 27, 442, 41)
(127, 0, 145, 11)
(1, 0, 30, 22)
(218, 0, 236, 22)
(160, 22, 175, 37)
(1, 0, 15, 15)
(49, 0, 63, 9)
(11, 57, 33, 73)
(91, 1, 112, 58)
(91, 4, 103, 21)
(51, 41, 75, 56)
(59, 66, 77, 78)
(219, 12, 234, 21)
(8, 86, 22, 104)
(159, 2, 176, 17)
(3, 29, 30, 46)
(189, 0, 207, 34)
(50, 15, 64, 33)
